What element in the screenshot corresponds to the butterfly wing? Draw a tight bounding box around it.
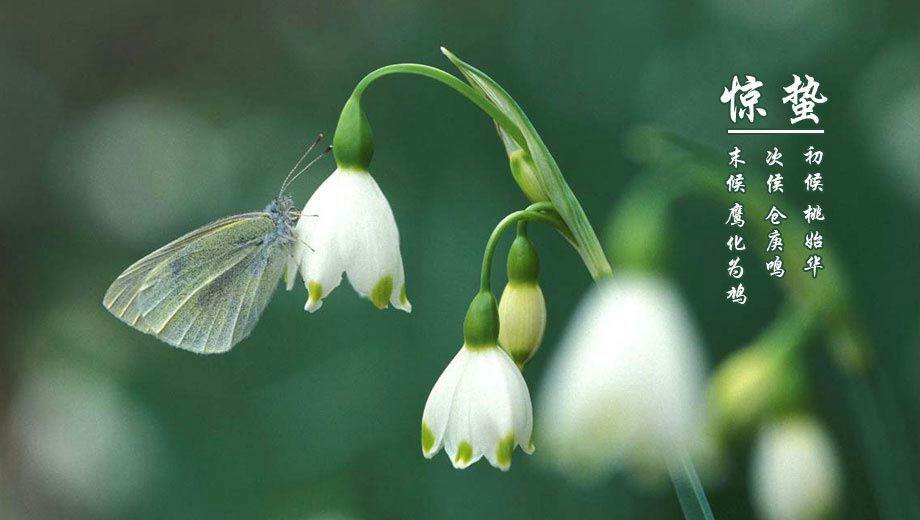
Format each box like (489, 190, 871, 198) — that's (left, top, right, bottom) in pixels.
(103, 212, 291, 354)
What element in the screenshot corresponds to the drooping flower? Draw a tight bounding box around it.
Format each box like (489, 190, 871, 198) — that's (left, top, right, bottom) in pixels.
(538, 273, 715, 481)
(497, 228, 546, 368)
(421, 291, 534, 471)
(751, 415, 842, 520)
(498, 284, 545, 367)
(286, 167, 410, 313)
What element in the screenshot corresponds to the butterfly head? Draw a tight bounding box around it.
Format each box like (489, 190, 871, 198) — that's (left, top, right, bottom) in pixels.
(266, 195, 299, 226)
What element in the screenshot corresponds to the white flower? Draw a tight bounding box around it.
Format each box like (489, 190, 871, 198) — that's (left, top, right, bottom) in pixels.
(421, 344, 534, 471)
(286, 167, 410, 312)
(11, 363, 160, 515)
(751, 416, 842, 520)
(538, 273, 714, 481)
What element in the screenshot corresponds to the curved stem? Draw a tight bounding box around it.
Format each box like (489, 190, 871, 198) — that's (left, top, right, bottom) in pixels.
(516, 220, 529, 238)
(346, 60, 611, 282)
(350, 64, 527, 147)
(479, 203, 567, 292)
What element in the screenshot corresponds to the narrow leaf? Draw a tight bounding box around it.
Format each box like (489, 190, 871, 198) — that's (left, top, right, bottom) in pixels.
(442, 48, 612, 280)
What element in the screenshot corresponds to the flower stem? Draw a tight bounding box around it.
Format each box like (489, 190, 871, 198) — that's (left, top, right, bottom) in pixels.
(479, 202, 569, 292)
(344, 58, 612, 281)
(349, 63, 527, 148)
(668, 452, 715, 520)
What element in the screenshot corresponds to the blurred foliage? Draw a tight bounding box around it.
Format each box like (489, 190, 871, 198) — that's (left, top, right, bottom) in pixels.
(1, 1, 919, 519)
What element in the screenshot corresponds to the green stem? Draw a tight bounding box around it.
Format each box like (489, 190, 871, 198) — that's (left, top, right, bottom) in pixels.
(516, 220, 528, 238)
(762, 304, 820, 361)
(350, 63, 527, 148)
(440, 49, 613, 281)
(346, 58, 612, 282)
(669, 453, 715, 520)
(479, 203, 567, 292)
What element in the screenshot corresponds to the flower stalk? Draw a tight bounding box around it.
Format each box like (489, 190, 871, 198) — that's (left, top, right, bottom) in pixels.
(332, 49, 625, 479)
(334, 51, 611, 281)
(478, 202, 569, 292)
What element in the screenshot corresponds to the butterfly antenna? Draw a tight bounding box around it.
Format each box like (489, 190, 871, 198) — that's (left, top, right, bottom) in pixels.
(281, 145, 333, 195)
(280, 133, 324, 196)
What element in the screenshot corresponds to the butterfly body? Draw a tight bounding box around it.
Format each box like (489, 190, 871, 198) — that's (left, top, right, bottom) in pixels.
(103, 195, 299, 354)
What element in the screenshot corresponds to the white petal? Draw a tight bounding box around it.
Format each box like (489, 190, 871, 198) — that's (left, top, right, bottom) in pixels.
(464, 352, 504, 467)
(538, 273, 711, 480)
(472, 349, 517, 469)
(338, 171, 408, 311)
(443, 366, 484, 469)
(290, 168, 409, 312)
(421, 347, 469, 458)
(501, 350, 535, 454)
(751, 417, 841, 520)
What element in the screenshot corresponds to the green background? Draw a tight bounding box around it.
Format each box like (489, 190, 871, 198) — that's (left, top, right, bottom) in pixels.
(1, 1, 918, 519)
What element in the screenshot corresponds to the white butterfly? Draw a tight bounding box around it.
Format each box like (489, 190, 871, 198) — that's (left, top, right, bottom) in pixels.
(104, 136, 328, 354)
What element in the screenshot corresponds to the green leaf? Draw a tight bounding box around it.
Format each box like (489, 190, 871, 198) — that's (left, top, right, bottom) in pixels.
(441, 48, 612, 280)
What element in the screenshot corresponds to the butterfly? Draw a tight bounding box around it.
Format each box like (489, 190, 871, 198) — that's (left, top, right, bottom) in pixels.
(103, 135, 329, 354)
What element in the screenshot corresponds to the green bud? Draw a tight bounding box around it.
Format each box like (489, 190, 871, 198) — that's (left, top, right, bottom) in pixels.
(506, 230, 540, 284)
(498, 283, 546, 368)
(463, 291, 500, 348)
(498, 228, 545, 367)
(332, 95, 374, 170)
(709, 345, 806, 439)
(509, 149, 549, 203)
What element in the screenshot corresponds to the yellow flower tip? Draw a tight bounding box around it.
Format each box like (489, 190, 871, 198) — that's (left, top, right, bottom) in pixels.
(305, 281, 324, 312)
(496, 434, 515, 471)
(391, 283, 411, 313)
(421, 422, 436, 457)
(370, 276, 394, 310)
(454, 441, 474, 468)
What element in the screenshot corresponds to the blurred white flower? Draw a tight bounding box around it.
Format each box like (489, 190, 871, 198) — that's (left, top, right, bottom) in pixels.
(856, 42, 920, 207)
(538, 273, 713, 481)
(11, 363, 160, 515)
(421, 345, 534, 471)
(286, 167, 410, 312)
(871, 88, 920, 204)
(751, 415, 842, 520)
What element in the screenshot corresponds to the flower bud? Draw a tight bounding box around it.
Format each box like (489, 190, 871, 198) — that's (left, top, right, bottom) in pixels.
(508, 149, 549, 203)
(498, 230, 545, 367)
(493, 122, 548, 204)
(751, 415, 842, 520)
(709, 345, 805, 439)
